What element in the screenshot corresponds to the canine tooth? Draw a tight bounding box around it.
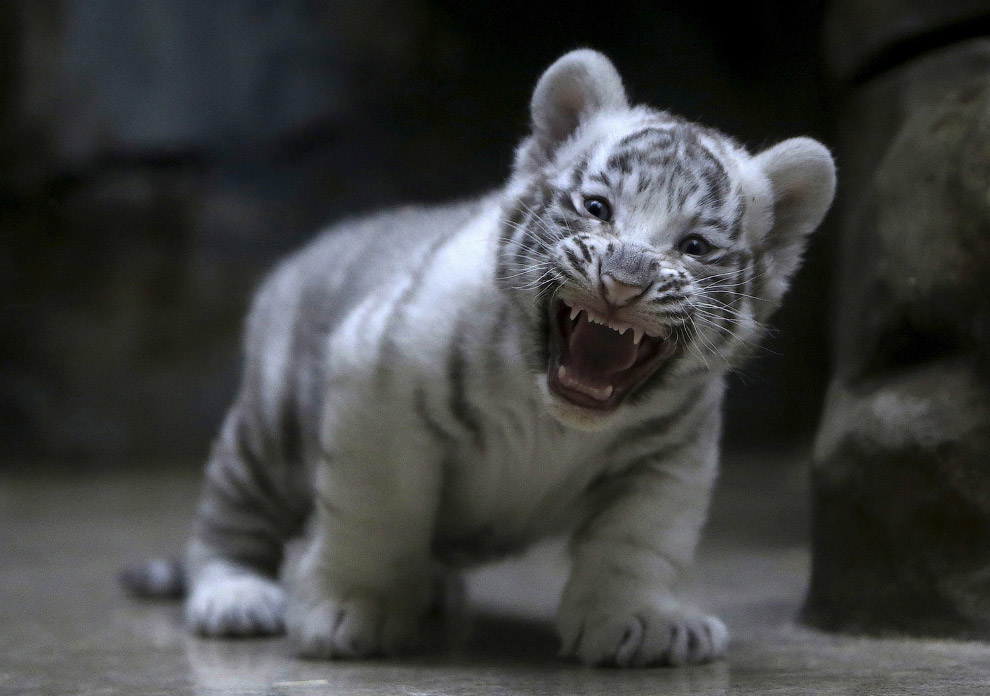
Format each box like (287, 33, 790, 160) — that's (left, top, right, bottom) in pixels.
(633, 328, 643, 345)
(602, 385, 614, 399)
(570, 305, 581, 320)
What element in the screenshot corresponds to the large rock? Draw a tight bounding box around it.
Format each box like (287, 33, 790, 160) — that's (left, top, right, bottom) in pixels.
(804, 44, 990, 636)
(824, 0, 990, 83)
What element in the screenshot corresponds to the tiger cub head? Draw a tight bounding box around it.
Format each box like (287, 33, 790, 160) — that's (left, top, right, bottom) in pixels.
(496, 50, 835, 427)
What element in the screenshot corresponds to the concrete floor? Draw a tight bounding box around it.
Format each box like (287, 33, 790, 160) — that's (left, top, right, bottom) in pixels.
(3, 451, 990, 696)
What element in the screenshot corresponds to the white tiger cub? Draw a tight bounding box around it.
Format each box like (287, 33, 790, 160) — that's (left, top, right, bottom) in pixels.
(178, 49, 835, 667)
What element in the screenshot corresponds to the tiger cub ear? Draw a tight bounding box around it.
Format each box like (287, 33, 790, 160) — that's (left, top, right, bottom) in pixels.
(529, 49, 628, 162)
(751, 137, 836, 316)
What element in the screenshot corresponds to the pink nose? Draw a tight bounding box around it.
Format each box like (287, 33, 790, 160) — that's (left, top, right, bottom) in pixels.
(601, 273, 645, 306)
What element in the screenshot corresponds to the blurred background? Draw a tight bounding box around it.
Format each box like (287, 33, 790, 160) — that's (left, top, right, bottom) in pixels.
(1, 0, 833, 466)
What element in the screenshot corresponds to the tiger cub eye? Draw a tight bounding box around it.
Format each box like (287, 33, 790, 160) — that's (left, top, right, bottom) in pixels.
(583, 197, 612, 222)
(678, 235, 713, 256)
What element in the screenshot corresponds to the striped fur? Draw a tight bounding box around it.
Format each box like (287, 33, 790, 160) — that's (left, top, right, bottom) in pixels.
(178, 50, 835, 666)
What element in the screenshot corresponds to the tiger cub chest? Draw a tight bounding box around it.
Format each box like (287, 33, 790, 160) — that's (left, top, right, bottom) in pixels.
(432, 415, 613, 565)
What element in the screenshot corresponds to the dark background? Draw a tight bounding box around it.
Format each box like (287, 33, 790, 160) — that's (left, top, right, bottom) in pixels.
(1, 0, 833, 466)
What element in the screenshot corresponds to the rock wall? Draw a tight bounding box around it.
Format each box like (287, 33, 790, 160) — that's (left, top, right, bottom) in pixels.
(805, 1, 990, 638)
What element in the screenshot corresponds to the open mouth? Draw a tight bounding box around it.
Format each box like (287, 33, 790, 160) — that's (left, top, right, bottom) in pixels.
(548, 299, 678, 411)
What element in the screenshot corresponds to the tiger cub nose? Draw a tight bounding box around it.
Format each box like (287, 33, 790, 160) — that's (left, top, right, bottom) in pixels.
(601, 273, 646, 306)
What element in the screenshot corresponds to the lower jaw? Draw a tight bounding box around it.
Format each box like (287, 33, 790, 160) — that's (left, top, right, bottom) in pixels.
(542, 384, 623, 431)
(547, 367, 623, 412)
(545, 345, 680, 414)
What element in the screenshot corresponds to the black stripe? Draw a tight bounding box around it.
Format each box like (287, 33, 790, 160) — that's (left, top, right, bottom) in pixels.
(614, 127, 676, 153)
(377, 229, 458, 372)
(414, 387, 458, 447)
(484, 302, 510, 381)
(549, 214, 573, 233)
(196, 478, 284, 573)
(596, 171, 614, 189)
(605, 151, 633, 175)
(554, 190, 577, 214)
(742, 257, 755, 304)
(232, 416, 286, 518)
(197, 522, 282, 572)
(278, 390, 304, 470)
(573, 236, 593, 263)
(708, 250, 746, 268)
(708, 284, 739, 350)
(570, 155, 591, 189)
(605, 383, 706, 459)
(585, 443, 682, 500)
(206, 467, 262, 515)
(700, 217, 724, 229)
(653, 277, 689, 295)
(636, 174, 651, 194)
(751, 252, 769, 309)
(564, 247, 589, 278)
(651, 292, 689, 305)
(447, 322, 486, 449)
(728, 196, 745, 241)
(625, 347, 693, 404)
(495, 201, 527, 284)
(518, 215, 542, 261)
(537, 292, 552, 372)
(676, 180, 696, 208)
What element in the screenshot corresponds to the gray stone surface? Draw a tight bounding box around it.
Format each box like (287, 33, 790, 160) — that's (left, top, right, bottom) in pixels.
(4, 452, 990, 695)
(805, 41, 990, 637)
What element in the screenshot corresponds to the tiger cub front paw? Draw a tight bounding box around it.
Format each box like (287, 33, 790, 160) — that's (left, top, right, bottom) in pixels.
(287, 591, 426, 659)
(186, 574, 286, 637)
(556, 593, 728, 667)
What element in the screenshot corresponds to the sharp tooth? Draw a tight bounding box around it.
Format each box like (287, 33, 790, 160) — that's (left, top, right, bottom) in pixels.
(558, 365, 568, 380)
(617, 326, 627, 335)
(633, 328, 643, 345)
(570, 305, 581, 320)
(602, 385, 614, 399)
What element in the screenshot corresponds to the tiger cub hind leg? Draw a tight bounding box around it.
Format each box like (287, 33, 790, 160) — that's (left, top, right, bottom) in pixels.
(183, 408, 306, 638)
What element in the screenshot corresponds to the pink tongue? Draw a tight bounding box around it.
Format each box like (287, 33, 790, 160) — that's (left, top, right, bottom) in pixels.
(565, 313, 639, 385)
